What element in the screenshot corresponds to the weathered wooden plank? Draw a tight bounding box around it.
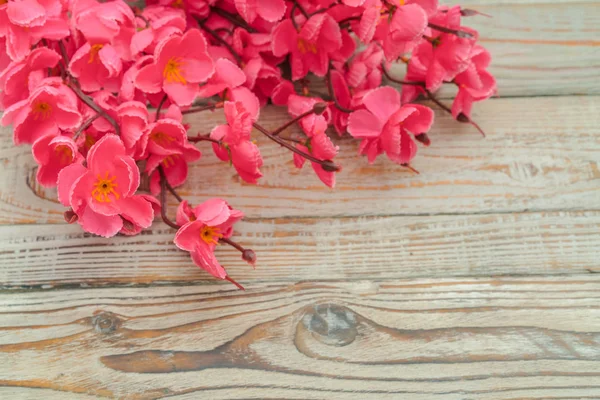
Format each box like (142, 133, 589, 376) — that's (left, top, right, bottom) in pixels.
(391, 2, 600, 98)
(0, 211, 599, 287)
(1, 96, 599, 224)
(0, 277, 599, 399)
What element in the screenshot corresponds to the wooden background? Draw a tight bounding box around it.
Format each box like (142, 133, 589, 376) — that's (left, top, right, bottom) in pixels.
(1, 0, 600, 398)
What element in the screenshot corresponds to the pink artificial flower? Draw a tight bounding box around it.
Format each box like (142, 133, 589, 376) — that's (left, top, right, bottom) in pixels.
(234, 0, 286, 24)
(373, 0, 435, 62)
(57, 134, 155, 237)
(210, 98, 263, 184)
(131, 6, 186, 57)
(347, 86, 433, 164)
(119, 55, 154, 102)
(121, 194, 161, 236)
(329, 70, 352, 135)
(1, 78, 82, 145)
(71, 0, 136, 61)
(144, 115, 202, 194)
(197, 58, 246, 98)
(272, 13, 342, 80)
(345, 43, 384, 91)
(451, 45, 496, 120)
(0, 47, 61, 110)
(136, 29, 215, 106)
(32, 132, 83, 187)
(0, 0, 69, 61)
(270, 79, 296, 106)
(69, 43, 123, 92)
(117, 101, 149, 159)
(174, 198, 244, 280)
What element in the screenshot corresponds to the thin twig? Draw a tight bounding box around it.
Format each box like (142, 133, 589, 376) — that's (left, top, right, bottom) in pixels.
(165, 180, 183, 202)
(326, 68, 353, 114)
(271, 109, 315, 136)
(155, 94, 168, 120)
(253, 122, 340, 172)
(381, 64, 425, 86)
(427, 23, 474, 38)
(211, 7, 257, 32)
(158, 166, 181, 229)
(188, 134, 221, 144)
(73, 114, 101, 140)
(182, 103, 222, 115)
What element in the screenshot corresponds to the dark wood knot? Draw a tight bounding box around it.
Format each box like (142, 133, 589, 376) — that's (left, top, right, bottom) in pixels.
(91, 311, 122, 334)
(301, 304, 358, 347)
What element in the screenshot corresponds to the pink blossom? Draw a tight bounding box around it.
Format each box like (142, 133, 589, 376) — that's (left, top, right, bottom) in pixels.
(174, 198, 244, 280)
(32, 132, 83, 187)
(347, 86, 433, 164)
(210, 98, 263, 184)
(120, 194, 161, 236)
(117, 101, 149, 159)
(0, 47, 61, 110)
(234, 0, 286, 24)
(197, 58, 246, 98)
(0, 0, 69, 61)
(119, 55, 154, 102)
(270, 79, 295, 106)
(57, 134, 155, 237)
(71, 0, 136, 61)
(345, 43, 384, 91)
(272, 13, 342, 80)
(329, 70, 351, 135)
(69, 43, 123, 92)
(131, 6, 186, 57)
(144, 117, 202, 194)
(135, 28, 215, 106)
(1, 79, 82, 145)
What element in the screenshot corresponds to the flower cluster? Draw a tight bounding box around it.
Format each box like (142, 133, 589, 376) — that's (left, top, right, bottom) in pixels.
(0, 0, 496, 288)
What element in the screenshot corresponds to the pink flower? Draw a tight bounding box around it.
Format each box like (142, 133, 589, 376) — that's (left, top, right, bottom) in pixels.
(0, 0, 69, 61)
(197, 58, 246, 98)
(329, 70, 352, 135)
(174, 198, 244, 280)
(32, 132, 83, 187)
(117, 101, 149, 159)
(270, 79, 295, 106)
(71, 0, 136, 61)
(144, 116, 201, 194)
(451, 45, 496, 120)
(135, 29, 215, 106)
(234, 0, 286, 24)
(69, 43, 123, 92)
(373, 0, 432, 62)
(347, 86, 433, 164)
(119, 55, 154, 102)
(210, 99, 263, 184)
(272, 13, 342, 80)
(1, 79, 82, 145)
(120, 194, 161, 236)
(0, 47, 61, 110)
(345, 43, 383, 91)
(130, 6, 186, 57)
(57, 134, 155, 237)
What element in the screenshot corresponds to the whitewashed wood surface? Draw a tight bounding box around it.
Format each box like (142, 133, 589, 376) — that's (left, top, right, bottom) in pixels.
(1, 1, 599, 399)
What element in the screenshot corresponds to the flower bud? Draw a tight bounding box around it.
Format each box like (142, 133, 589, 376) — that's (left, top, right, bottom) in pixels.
(313, 102, 328, 115)
(242, 249, 257, 267)
(321, 160, 340, 172)
(456, 113, 470, 123)
(415, 133, 430, 147)
(64, 209, 78, 224)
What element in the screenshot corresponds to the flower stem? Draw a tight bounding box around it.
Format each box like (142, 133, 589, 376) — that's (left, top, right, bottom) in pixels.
(182, 103, 223, 115)
(73, 114, 100, 140)
(326, 68, 353, 114)
(271, 109, 315, 136)
(158, 166, 181, 229)
(381, 64, 425, 86)
(224, 276, 245, 290)
(155, 94, 168, 120)
(253, 122, 340, 172)
(427, 23, 474, 38)
(188, 134, 220, 144)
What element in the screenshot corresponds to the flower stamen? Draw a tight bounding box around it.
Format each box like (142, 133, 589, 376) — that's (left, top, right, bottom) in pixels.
(89, 44, 104, 63)
(200, 225, 223, 245)
(32, 102, 52, 120)
(91, 171, 120, 203)
(163, 57, 187, 84)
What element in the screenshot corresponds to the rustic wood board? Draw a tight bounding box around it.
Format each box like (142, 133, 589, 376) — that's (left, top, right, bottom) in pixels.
(2, 1, 600, 399)
(1, 278, 599, 399)
(1, 96, 599, 223)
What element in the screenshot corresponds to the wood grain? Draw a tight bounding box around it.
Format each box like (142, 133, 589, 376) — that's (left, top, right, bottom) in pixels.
(1, 95, 599, 224)
(1, 210, 599, 287)
(1, 277, 599, 399)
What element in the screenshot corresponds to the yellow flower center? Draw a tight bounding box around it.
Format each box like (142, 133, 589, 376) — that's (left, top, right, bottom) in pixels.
(54, 145, 73, 165)
(161, 154, 180, 168)
(0, 0, 7, 5)
(171, 0, 183, 8)
(163, 57, 186, 84)
(89, 44, 104, 63)
(297, 38, 317, 55)
(398, 0, 405, 5)
(32, 101, 52, 120)
(200, 225, 222, 245)
(150, 131, 176, 146)
(91, 172, 120, 203)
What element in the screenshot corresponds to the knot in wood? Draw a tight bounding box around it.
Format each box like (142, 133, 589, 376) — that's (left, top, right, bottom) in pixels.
(301, 304, 358, 347)
(91, 311, 122, 334)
